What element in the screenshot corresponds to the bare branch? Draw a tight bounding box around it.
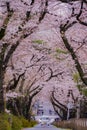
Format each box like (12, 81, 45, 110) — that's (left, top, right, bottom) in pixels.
(6, 72, 25, 91)
(46, 67, 64, 82)
(76, 0, 87, 26)
(39, 0, 48, 22)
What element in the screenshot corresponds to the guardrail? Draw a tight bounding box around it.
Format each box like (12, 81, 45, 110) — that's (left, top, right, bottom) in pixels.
(54, 118, 87, 130)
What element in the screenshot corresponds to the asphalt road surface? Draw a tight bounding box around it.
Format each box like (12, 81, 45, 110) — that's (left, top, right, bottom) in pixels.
(23, 124, 69, 130)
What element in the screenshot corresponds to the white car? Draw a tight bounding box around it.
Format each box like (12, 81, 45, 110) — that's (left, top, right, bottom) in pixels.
(39, 116, 50, 125)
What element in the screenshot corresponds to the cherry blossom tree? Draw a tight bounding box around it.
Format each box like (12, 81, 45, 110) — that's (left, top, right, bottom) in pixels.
(0, 0, 38, 113)
(0, 0, 87, 120)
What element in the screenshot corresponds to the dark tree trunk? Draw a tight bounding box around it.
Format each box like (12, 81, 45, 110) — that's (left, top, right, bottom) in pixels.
(60, 22, 87, 86)
(30, 0, 35, 5)
(0, 44, 8, 112)
(51, 91, 67, 120)
(6, 2, 10, 12)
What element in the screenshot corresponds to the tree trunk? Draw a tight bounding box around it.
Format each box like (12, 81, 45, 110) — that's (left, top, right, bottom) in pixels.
(60, 24, 87, 86)
(0, 46, 6, 112)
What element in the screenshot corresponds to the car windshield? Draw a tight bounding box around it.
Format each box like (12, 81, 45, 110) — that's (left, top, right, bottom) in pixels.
(40, 117, 50, 121)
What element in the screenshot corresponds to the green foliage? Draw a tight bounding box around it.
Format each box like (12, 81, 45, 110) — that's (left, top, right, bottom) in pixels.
(4, 12, 13, 25)
(56, 48, 68, 54)
(0, 113, 10, 120)
(73, 72, 87, 97)
(4, 17, 9, 25)
(32, 39, 44, 44)
(76, 84, 82, 91)
(0, 113, 37, 130)
(55, 48, 68, 60)
(82, 89, 87, 96)
(0, 113, 11, 130)
(11, 116, 22, 130)
(19, 116, 37, 128)
(73, 72, 80, 83)
(29, 120, 37, 127)
(0, 113, 22, 130)
(0, 120, 11, 130)
(20, 117, 30, 128)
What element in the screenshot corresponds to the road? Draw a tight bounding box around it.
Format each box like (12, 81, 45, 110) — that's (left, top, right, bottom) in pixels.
(23, 124, 70, 130)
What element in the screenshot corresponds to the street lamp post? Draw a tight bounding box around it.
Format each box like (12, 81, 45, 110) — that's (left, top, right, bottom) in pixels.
(76, 95, 83, 119)
(67, 100, 74, 120)
(67, 102, 71, 120)
(76, 102, 80, 119)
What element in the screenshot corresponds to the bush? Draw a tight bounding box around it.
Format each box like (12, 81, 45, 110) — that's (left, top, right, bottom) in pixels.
(11, 116, 22, 130)
(0, 113, 10, 120)
(29, 120, 37, 127)
(20, 117, 30, 128)
(0, 113, 11, 130)
(0, 119, 11, 130)
(19, 117, 37, 128)
(0, 113, 37, 130)
(0, 113, 22, 130)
